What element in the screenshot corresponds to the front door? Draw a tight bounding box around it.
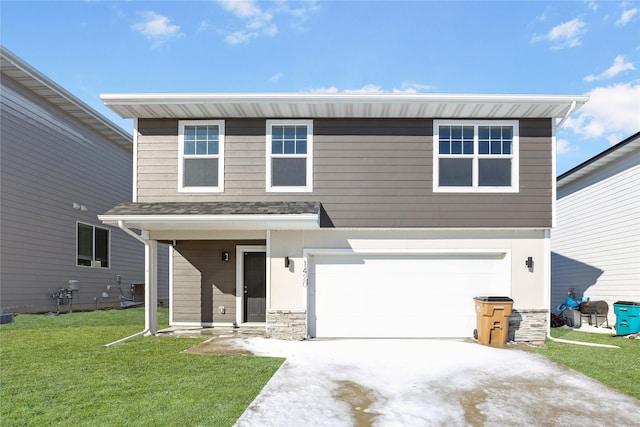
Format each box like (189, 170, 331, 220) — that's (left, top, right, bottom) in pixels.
(244, 252, 266, 322)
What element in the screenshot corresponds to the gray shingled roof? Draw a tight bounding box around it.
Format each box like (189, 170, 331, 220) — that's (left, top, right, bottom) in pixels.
(103, 201, 321, 216)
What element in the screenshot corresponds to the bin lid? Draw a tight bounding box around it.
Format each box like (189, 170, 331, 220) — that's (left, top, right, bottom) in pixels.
(613, 301, 640, 306)
(474, 296, 513, 302)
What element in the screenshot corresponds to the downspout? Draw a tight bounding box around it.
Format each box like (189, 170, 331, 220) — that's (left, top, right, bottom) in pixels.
(545, 233, 619, 349)
(104, 220, 156, 347)
(555, 100, 577, 130)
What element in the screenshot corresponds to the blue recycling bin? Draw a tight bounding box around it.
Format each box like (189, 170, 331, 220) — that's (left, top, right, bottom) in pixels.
(613, 301, 640, 335)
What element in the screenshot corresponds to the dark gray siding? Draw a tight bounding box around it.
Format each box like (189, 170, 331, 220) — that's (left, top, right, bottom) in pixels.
(172, 240, 265, 323)
(0, 76, 169, 312)
(137, 118, 552, 228)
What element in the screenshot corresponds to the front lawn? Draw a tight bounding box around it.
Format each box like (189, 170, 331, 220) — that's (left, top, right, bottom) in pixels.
(529, 328, 639, 399)
(0, 308, 283, 426)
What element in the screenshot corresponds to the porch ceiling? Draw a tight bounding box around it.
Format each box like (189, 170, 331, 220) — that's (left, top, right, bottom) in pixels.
(98, 201, 321, 231)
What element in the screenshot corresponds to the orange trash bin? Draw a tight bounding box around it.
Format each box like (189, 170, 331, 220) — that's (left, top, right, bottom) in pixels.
(473, 296, 514, 346)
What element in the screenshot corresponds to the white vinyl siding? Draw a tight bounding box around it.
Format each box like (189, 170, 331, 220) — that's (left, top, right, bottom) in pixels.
(552, 148, 640, 317)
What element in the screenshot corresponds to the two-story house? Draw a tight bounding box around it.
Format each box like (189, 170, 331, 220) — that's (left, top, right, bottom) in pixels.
(98, 92, 587, 343)
(0, 46, 169, 314)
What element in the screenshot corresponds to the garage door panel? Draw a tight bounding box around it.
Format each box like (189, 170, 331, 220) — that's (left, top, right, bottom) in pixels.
(309, 253, 510, 338)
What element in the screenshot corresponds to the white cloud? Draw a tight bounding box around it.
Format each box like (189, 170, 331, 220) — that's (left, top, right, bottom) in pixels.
(556, 138, 578, 154)
(616, 7, 638, 26)
(310, 83, 433, 94)
(217, 0, 318, 45)
(394, 82, 434, 93)
(132, 11, 182, 46)
(218, 0, 276, 45)
(563, 82, 640, 142)
(584, 55, 636, 82)
(270, 72, 284, 82)
(310, 86, 339, 93)
(343, 84, 385, 93)
(531, 18, 586, 49)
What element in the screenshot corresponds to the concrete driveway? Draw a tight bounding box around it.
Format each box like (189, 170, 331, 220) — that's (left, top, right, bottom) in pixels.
(228, 338, 640, 426)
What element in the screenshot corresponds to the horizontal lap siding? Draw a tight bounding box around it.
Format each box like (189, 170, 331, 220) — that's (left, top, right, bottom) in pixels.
(137, 118, 552, 228)
(0, 77, 170, 312)
(552, 150, 640, 309)
(172, 240, 265, 323)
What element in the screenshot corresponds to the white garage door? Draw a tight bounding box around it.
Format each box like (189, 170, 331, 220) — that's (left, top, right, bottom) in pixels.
(308, 253, 510, 338)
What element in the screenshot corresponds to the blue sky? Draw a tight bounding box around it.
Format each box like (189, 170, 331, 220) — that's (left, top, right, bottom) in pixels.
(2, 0, 638, 174)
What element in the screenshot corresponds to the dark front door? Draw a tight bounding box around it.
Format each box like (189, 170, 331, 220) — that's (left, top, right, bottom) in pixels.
(244, 252, 266, 322)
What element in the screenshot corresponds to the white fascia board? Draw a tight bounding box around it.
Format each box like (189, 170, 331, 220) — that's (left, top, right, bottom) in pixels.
(98, 213, 320, 231)
(100, 92, 588, 105)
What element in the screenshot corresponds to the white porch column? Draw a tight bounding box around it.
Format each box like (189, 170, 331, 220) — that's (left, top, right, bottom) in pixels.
(143, 231, 158, 335)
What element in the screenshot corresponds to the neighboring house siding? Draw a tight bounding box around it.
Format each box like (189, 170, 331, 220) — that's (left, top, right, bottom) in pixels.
(552, 145, 640, 315)
(136, 118, 552, 228)
(172, 239, 265, 324)
(0, 75, 168, 312)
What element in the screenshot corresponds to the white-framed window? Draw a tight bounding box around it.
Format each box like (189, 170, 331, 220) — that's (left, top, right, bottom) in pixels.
(77, 222, 110, 268)
(178, 120, 225, 192)
(433, 120, 519, 192)
(266, 119, 313, 192)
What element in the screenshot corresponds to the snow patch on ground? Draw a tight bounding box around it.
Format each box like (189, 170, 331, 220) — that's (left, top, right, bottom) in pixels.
(233, 338, 640, 426)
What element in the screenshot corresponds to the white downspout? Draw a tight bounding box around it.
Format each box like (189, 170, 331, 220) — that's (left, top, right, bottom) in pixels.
(555, 100, 577, 130)
(104, 220, 158, 347)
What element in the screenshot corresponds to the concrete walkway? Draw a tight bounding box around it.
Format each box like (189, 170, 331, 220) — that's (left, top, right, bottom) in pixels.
(229, 338, 639, 426)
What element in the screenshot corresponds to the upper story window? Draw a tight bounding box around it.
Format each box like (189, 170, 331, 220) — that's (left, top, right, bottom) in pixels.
(77, 222, 109, 268)
(266, 119, 313, 192)
(433, 120, 519, 193)
(178, 120, 225, 192)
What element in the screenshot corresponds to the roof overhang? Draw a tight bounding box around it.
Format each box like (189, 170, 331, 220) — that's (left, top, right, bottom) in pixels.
(1, 46, 132, 151)
(98, 202, 321, 231)
(100, 92, 589, 122)
(557, 132, 640, 188)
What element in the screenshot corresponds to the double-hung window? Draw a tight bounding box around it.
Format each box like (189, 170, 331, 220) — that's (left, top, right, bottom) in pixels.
(77, 222, 110, 268)
(266, 120, 313, 192)
(434, 120, 519, 192)
(178, 120, 225, 192)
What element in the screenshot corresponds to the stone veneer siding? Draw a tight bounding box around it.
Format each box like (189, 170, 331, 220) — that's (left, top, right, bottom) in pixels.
(265, 308, 547, 343)
(509, 309, 548, 343)
(266, 309, 307, 340)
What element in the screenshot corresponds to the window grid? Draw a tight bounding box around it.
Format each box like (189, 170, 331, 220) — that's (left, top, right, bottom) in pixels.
(271, 125, 308, 156)
(184, 125, 219, 156)
(434, 121, 518, 192)
(266, 120, 313, 192)
(178, 120, 225, 192)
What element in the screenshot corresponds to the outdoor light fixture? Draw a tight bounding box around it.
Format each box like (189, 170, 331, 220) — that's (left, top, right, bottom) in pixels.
(525, 256, 534, 269)
(222, 251, 229, 262)
(284, 257, 291, 268)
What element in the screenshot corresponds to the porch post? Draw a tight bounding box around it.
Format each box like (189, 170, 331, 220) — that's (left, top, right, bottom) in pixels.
(143, 231, 158, 335)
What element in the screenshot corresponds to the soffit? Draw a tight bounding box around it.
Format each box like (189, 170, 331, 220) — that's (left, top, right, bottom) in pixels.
(100, 92, 589, 120)
(557, 132, 640, 188)
(0, 47, 132, 151)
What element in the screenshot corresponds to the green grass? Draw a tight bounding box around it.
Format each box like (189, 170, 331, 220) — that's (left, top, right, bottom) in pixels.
(0, 308, 284, 426)
(529, 328, 639, 399)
